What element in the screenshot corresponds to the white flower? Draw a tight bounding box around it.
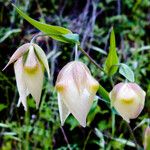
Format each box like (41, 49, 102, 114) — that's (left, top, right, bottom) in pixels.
(3, 43, 50, 110)
(55, 61, 99, 127)
(109, 82, 146, 122)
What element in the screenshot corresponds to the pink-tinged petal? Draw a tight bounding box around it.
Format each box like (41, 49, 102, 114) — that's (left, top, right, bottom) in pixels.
(144, 127, 150, 150)
(14, 57, 28, 111)
(33, 43, 50, 79)
(56, 61, 99, 127)
(109, 82, 146, 122)
(24, 57, 44, 108)
(24, 45, 39, 73)
(128, 83, 146, 105)
(3, 43, 31, 70)
(58, 93, 70, 125)
(109, 82, 124, 107)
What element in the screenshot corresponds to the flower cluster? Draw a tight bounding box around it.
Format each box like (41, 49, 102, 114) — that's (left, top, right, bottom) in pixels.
(4, 43, 146, 127)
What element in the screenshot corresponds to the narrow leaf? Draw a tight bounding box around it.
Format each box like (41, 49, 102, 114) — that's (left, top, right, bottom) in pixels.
(0, 29, 21, 43)
(0, 104, 7, 111)
(119, 63, 135, 82)
(104, 28, 119, 76)
(12, 4, 78, 43)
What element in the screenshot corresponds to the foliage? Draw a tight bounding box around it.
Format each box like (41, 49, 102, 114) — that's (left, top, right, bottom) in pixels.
(0, 0, 150, 149)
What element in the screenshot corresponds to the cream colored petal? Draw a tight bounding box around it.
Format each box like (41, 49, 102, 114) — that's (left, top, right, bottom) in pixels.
(3, 43, 30, 70)
(128, 83, 146, 105)
(24, 45, 39, 72)
(33, 43, 50, 79)
(14, 57, 28, 111)
(56, 61, 99, 127)
(57, 77, 96, 127)
(110, 82, 145, 122)
(24, 60, 44, 108)
(109, 82, 124, 107)
(58, 93, 70, 125)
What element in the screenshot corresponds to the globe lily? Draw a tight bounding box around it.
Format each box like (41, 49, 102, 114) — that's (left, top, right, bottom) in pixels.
(109, 82, 146, 122)
(3, 43, 50, 110)
(55, 61, 99, 127)
(144, 127, 150, 150)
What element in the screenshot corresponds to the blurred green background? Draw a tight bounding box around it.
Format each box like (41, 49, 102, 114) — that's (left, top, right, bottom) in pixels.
(0, 0, 150, 149)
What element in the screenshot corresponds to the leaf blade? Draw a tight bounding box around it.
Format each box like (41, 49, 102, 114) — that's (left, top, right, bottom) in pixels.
(119, 63, 135, 82)
(104, 28, 119, 76)
(12, 4, 79, 43)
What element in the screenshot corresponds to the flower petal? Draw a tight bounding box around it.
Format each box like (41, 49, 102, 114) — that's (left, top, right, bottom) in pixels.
(56, 61, 99, 127)
(3, 43, 30, 70)
(109, 82, 146, 122)
(24, 45, 39, 72)
(58, 93, 70, 125)
(24, 60, 44, 108)
(14, 57, 28, 110)
(33, 43, 50, 79)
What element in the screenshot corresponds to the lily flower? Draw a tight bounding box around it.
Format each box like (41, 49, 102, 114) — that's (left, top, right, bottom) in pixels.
(55, 61, 99, 127)
(109, 82, 146, 122)
(3, 43, 50, 110)
(144, 127, 150, 150)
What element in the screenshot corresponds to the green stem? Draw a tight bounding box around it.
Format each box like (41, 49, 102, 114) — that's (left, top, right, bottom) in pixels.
(30, 32, 48, 43)
(126, 122, 139, 150)
(60, 127, 71, 150)
(112, 112, 115, 137)
(24, 110, 29, 150)
(78, 46, 106, 73)
(83, 130, 92, 150)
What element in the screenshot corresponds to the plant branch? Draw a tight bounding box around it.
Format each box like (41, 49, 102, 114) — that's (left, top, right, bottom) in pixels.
(30, 32, 48, 43)
(78, 46, 106, 73)
(126, 122, 140, 150)
(60, 127, 71, 150)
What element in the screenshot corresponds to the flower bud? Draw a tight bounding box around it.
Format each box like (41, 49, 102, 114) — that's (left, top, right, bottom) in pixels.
(144, 127, 150, 150)
(55, 61, 99, 127)
(3, 43, 50, 110)
(109, 82, 146, 122)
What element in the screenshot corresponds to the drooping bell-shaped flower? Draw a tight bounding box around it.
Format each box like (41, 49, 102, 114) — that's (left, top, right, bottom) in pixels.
(3, 43, 50, 110)
(144, 127, 150, 150)
(55, 61, 99, 127)
(109, 82, 146, 122)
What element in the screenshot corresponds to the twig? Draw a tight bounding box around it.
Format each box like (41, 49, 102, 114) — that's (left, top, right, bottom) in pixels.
(30, 33, 48, 43)
(126, 122, 140, 150)
(78, 46, 106, 73)
(60, 127, 71, 150)
(83, 130, 92, 150)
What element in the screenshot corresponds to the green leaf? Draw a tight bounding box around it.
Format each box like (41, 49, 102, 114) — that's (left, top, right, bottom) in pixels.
(12, 4, 79, 43)
(87, 98, 100, 126)
(114, 138, 135, 147)
(104, 28, 119, 76)
(62, 33, 79, 44)
(0, 28, 21, 43)
(0, 103, 7, 111)
(98, 84, 110, 102)
(119, 63, 135, 82)
(0, 123, 10, 128)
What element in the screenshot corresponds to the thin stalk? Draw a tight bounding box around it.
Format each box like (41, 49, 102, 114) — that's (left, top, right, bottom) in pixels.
(30, 33, 48, 43)
(60, 127, 71, 150)
(126, 122, 139, 150)
(24, 109, 29, 150)
(83, 130, 92, 150)
(111, 112, 115, 137)
(78, 46, 106, 73)
(75, 43, 79, 60)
